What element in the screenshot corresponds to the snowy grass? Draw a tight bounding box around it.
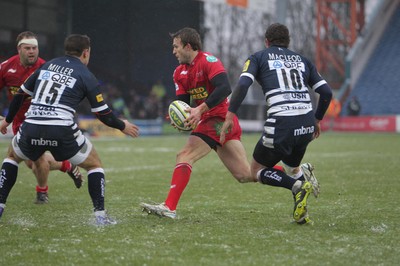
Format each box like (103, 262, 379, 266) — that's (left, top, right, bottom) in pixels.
(0, 132, 399, 265)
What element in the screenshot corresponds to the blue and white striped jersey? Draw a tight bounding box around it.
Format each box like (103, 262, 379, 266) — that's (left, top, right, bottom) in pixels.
(21, 55, 108, 126)
(241, 46, 327, 117)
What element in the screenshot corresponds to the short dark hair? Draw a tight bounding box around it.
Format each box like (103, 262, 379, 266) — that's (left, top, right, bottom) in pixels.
(64, 34, 91, 57)
(170, 27, 202, 51)
(265, 23, 290, 48)
(16, 31, 37, 46)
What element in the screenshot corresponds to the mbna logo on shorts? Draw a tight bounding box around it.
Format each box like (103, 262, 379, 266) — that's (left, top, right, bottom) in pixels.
(293, 126, 314, 136)
(31, 138, 58, 146)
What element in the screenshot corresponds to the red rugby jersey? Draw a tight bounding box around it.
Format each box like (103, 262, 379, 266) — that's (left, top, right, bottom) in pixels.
(173, 51, 229, 120)
(0, 54, 45, 133)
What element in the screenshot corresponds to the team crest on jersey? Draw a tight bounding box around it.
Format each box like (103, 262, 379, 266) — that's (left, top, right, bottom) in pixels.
(96, 94, 104, 102)
(206, 55, 218, 63)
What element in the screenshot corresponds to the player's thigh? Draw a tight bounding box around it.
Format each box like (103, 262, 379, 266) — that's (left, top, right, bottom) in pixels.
(31, 153, 50, 171)
(177, 135, 212, 164)
(77, 146, 102, 171)
(281, 136, 311, 167)
(217, 140, 251, 177)
(252, 137, 283, 167)
(12, 129, 44, 162)
(24, 160, 33, 169)
(65, 136, 96, 166)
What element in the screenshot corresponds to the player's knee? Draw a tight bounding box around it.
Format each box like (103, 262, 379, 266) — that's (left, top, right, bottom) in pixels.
(80, 160, 102, 172)
(233, 173, 257, 183)
(176, 150, 184, 160)
(176, 149, 192, 162)
(6, 152, 23, 166)
(283, 163, 300, 177)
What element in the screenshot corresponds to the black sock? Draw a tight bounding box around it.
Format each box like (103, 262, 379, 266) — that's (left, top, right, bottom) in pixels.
(258, 168, 296, 190)
(0, 160, 19, 204)
(87, 170, 105, 212)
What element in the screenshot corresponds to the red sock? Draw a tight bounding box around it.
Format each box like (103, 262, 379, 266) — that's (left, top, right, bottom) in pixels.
(36, 185, 48, 193)
(164, 163, 192, 211)
(273, 165, 284, 172)
(60, 160, 72, 173)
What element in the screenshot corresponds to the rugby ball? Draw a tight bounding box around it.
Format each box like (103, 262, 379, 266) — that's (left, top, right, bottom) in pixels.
(168, 100, 191, 131)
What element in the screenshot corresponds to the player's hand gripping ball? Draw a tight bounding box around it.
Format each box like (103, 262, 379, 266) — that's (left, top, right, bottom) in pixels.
(168, 100, 192, 131)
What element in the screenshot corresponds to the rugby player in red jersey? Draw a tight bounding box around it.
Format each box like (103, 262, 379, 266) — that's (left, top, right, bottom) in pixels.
(0, 31, 83, 204)
(140, 27, 286, 218)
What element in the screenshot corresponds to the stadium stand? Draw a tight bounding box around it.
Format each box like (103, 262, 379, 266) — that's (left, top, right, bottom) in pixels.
(342, 3, 400, 116)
